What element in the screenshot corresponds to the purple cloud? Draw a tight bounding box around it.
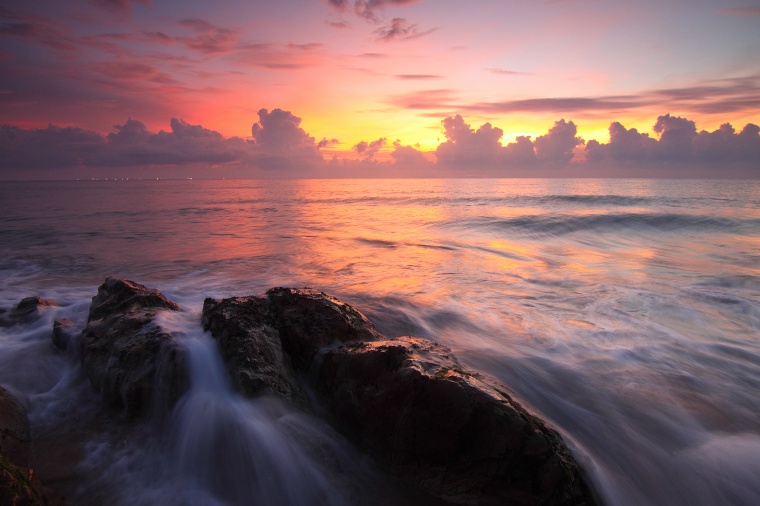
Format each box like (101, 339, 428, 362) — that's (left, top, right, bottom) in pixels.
(394, 74, 444, 80)
(533, 119, 582, 164)
(91, 0, 151, 13)
(435, 115, 506, 168)
(586, 114, 760, 171)
(353, 137, 386, 159)
(374, 17, 436, 42)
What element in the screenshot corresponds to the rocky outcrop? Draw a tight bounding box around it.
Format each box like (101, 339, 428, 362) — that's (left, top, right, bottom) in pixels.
(0, 385, 64, 506)
(265, 287, 383, 371)
(202, 286, 597, 505)
(0, 387, 30, 469)
(317, 337, 594, 505)
(0, 296, 56, 328)
(201, 287, 383, 403)
(202, 296, 304, 404)
(79, 278, 189, 417)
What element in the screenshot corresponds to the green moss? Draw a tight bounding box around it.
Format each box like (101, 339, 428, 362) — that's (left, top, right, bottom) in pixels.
(0, 449, 49, 505)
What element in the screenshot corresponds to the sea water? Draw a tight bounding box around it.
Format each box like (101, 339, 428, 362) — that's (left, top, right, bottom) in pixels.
(1, 178, 759, 505)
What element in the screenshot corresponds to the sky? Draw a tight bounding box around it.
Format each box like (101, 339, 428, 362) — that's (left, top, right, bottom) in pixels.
(1, 0, 759, 178)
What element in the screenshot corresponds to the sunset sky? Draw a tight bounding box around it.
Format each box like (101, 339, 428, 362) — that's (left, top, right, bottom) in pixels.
(1, 0, 759, 177)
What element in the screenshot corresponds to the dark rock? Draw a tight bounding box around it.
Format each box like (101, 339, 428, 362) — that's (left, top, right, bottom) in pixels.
(52, 319, 75, 352)
(316, 336, 596, 506)
(202, 296, 305, 405)
(79, 278, 189, 417)
(0, 386, 30, 468)
(201, 288, 383, 402)
(0, 296, 56, 327)
(0, 385, 65, 506)
(265, 287, 382, 371)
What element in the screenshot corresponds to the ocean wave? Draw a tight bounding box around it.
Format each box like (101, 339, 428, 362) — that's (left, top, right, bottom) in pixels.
(454, 212, 751, 237)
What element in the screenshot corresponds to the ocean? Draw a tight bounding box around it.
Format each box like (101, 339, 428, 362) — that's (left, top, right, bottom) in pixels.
(1, 178, 759, 505)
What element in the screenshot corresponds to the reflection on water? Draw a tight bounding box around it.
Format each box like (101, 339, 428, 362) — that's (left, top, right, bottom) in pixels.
(1, 178, 760, 505)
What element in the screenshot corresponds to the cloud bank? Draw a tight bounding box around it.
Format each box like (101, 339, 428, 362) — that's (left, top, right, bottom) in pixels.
(1, 110, 758, 178)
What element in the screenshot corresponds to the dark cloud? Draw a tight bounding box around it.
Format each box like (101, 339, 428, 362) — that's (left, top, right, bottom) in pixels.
(390, 89, 458, 110)
(353, 137, 386, 159)
(326, 0, 349, 10)
(470, 96, 641, 114)
(533, 119, 582, 163)
(487, 68, 530, 76)
(720, 7, 760, 15)
(326, 20, 350, 28)
(318, 137, 340, 148)
(0, 12, 78, 52)
(0, 110, 329, 176)
(354, 0, 421, 22)
(91, 0, 151, 13)
(395, 74, 443, 80)
(176, 18, 238, 54)
(390, 140, 430, 169)
(586, 114, 760, 170)
(250, 108, 323, 169)
(435, 115, 506, 168)
(2, 111, 759, 178)
(586, 122, 657, 162)
(374, 17, 436, 42)
(387, 75, 760, 119)
(652, 113, 697, 160)
(0, 123, 105, 169)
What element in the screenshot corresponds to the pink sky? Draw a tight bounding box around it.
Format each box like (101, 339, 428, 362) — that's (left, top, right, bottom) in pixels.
(1, 0, 759, 177)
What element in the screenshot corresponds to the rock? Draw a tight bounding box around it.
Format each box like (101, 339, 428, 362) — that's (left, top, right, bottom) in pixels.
(201, 296, 304, 405)
(0, 386, 30, 468)
(0, 296, 56, 328)
(79, 278, 189, 417)
(201, 288, 383, 403)
(52, 319, 75, 352)
(316, 336, 596, 505)
(0, 385, 65, 506)
(265, 287, 382, 371)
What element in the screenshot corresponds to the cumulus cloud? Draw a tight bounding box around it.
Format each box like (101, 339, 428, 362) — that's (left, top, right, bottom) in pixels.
(586, 114, 760, 171)
(250, 108, 323, 169)
(0, 109, 330, 176)
(435, 115, 506, 168)
(0, 123, 105, 169)
(585, 122, 657, 161)
(533, 119, 582, 164)
(353, 137, 386, 159)
(390, 140, 430, 169)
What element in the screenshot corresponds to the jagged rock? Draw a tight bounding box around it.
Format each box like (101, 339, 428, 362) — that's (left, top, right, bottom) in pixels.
(201, 288, 382, 403)
(265, 287, 382, 371)
(79, 278, 189, 417)
(201, 286, 596, 504)
(316, 337, 596, 506)
(0, 387, 30, 468)
(0, 297, 56, 328)
(0, 385, 65, 505)
(51, 319, 75, 352)
(202, 296, 305, 405)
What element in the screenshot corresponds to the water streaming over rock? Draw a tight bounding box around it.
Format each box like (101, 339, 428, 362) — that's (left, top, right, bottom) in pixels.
(1, 178, 759, 505)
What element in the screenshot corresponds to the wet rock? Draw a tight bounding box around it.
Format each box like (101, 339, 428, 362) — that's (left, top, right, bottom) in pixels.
(52, 319, 75, 352)
(316, 336, 596, 505)
(204, 287, 597, 504)
(265, 287, 382, 371)
(201, 288, 382, 403)
(0, 385, 65, 506)
(0, 386, 30, 468)
(79, 278, 189, 417)
(0, 296, 56, 328)
(201, 296, 305, 405)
